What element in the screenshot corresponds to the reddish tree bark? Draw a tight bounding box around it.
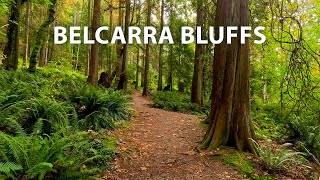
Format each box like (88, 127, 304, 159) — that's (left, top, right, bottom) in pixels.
(191, 0, 205, 106)
(87, 0, 101, 85)
(201, 0, 256, 154)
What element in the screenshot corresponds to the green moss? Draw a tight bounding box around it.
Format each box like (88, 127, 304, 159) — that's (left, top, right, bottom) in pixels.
(217, 152, 274, 180)
(115, 121, 131, 129)
(218, 152, 255, 176)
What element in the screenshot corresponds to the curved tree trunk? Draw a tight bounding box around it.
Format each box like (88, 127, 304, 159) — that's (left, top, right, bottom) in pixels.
(28, 0, 57, 72)
(201, 0, 256, 154)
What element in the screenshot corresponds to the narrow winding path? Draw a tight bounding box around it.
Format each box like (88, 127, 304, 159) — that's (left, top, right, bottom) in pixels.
(105, 92, 242, 179)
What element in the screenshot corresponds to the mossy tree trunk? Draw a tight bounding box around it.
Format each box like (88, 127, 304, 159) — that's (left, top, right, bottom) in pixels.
(28, 0, 57, 72)
(201, 0, 257, 154)
(4, 0, 22, 70)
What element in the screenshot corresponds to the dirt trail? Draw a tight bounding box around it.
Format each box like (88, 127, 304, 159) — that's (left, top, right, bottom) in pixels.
(106, 92, 242, 180)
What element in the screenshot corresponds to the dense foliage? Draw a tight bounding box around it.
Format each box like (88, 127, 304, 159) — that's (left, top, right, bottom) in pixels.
(152, 91, 209, 115)
(0, 68, 130, 179)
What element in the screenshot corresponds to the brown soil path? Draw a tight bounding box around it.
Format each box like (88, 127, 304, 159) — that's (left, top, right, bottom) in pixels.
(105, 92, 243, 180)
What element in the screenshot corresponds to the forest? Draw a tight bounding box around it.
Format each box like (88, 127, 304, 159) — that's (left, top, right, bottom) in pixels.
(0, 0, 319, 179)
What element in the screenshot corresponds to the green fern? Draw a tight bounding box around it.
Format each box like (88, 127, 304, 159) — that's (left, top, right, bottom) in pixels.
(251, 139, 306, 172)
(0, 162, 22, 178)
(0, 132, 29, 167)
(26, 162, 54, 180)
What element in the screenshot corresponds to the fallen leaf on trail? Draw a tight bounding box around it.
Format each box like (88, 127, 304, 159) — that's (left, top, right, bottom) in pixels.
(131, 152, 138, 158)
(140, 167, 147, 171)
(184, 150, 195, 156)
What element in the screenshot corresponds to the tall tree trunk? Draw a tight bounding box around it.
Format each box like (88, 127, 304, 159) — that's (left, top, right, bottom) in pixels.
(157, 0, 165, 91)
(4, 0, 22, 70)
(116, 0, 123, 77)
(191, 0, 205, 106)
(135, 47, 140, 89)
(107, 0, 113, 73)
(140, 55, 144, 87)
(201, 0, 256, 154)
(87, 0, 101, 85)
(109, 0, 124, 84)
(134, 0, 141, 90)
(118, 0, 130, 90)
(168, 45, 173, 91)
(85, 0, 91, 76)
(28, 0, 57, 72)
(75, 5, 83, 70)
(142, 0, 151, 96)
(39, 30, 49, 67)
(23, 1, 31, 67)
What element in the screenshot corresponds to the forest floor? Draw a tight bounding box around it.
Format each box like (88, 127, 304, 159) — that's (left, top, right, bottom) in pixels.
(104, 91, 243, 179)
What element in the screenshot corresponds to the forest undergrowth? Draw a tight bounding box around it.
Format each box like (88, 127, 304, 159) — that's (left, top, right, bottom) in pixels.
(0, 67, 131, 179)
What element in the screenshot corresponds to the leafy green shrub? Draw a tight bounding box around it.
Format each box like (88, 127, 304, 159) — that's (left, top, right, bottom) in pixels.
(1, 98, 76, 135)
(0, 131, 116, 179)
(152, 91, 209, 115)
(251, 139, 306, 172)
(288, 114, 320, 159)
(251, 95, 285, 140)
(66, 86, 130, 130)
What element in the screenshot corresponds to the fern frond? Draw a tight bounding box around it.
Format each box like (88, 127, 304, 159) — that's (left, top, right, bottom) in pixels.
(26, 162, 54, 180)
(0, 162, 22, 174)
